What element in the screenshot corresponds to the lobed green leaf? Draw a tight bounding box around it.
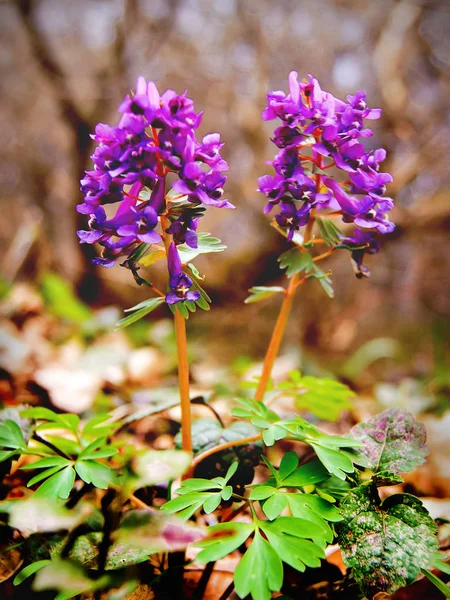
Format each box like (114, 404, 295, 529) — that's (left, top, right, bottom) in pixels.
(116, 296, 165, 329)
(177, 232, 226, 263)
(234, 530, 283, 600)
(278, 248, 313, 278)
(195, 522, 253, 563)
(244, 286, 285, 304)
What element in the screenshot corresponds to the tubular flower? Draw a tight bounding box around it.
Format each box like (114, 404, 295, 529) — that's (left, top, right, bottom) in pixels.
(77, 77, 233, 270)
(259, 72, 394, 276)
(165, 243, 200, 304)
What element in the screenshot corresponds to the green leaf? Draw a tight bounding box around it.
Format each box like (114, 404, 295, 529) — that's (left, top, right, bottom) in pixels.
(175, 478, 222, 493)
(27, 465, 67, 487)
(371, 470, 404, 487)
(316, 474, 351, 501)
(280, 459, 331, 487)
(286, 493, 342, 522)
(0, 419, 26, 450)
(127, 240, 151, 262)
(132, 449, 191, 489)
(310, 443, 354, 480)
(40, 272, 92, 324)
(75, 460, 113, 489)
(188, 276, 211, 311)
(350, 408, 428, 474)
(253, 489, 339, 544)
(284, 495, 336, 544)
(21, 456, 68, 470)
(221, 485, 233, 501)
(177, 232, 226, 263)
(82, 414, 117, 439)
(202, 493, 222, 514)
(422, 569, 450, 598)
(195, 522, 253, 563)
(163, 462, 239, 518)
(13, 560, 51, 585)
(262, 492, 288, 520)
(278, 451, 299, 479)
(316, 217, 342, 246)
(244, 286, 285, 304)
(79, 448, 117, 460)
(278, 248, 313, 278)
(54, 592, 80, 600)
(78, 437, 117, 460)
(187, 262, 204, 281)
(262, 423, 289, 446)
(161, 492, 207, 520)
(224, 461, 239, 482)
(259, 517, 326, 570)
(44, 435, 80, 456)
(0, 449, 19, 463)
(34, 466, 76, 500)
(250, 486, 277, 501)
(307, 264, 334, 298)
(0, 405, 33, 444)
(231, 397, 279, 423)
(234, 530, 283, 600)
(279, 372, 355, 422)
(337, 487, 439, 598)
(435, 560, 450, 576)
(21, 406, 60, 422)
(185, 300, 197, 313)
(116, 296, 165, 329)
(56, 414, 80, 433)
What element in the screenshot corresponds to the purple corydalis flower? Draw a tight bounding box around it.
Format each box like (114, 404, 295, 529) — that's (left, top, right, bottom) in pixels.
(116, 206, 161, 244)
(259, 71, 394, 276)
(165, 243, 200, 304)
(173, 163, 234, 209)
(78, 76, 232, 268)
(275, 203, 310, 241)
(340, 229, 380, 278)
(166, 213, 199, 248)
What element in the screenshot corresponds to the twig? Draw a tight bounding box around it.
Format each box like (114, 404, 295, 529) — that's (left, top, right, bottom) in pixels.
(65, 482, 93, 509)
(313, 247, 335, 262)
(218, 581, 235, 600)
(61, 523, 92, 558)
(95, 490, 116, 600)
(192, 561, 216, 600)
(128, 493, 156, 512)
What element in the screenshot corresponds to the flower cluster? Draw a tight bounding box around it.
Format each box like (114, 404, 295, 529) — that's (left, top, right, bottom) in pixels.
(258, 72, 394, 276)
(77, 77, 232, 302)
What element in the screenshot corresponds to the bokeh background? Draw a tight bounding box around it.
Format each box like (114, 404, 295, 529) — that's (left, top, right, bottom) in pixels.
(1, 0, 449, 413)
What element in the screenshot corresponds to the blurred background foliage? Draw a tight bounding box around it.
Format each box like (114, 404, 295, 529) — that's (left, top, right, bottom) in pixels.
(0, 0, 449, 381)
